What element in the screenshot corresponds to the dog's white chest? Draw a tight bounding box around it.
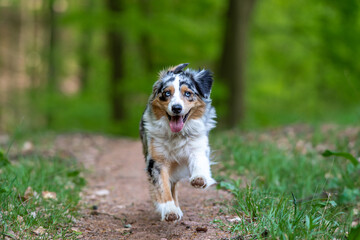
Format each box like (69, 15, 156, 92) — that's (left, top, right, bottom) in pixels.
(154, 136, 192, 162)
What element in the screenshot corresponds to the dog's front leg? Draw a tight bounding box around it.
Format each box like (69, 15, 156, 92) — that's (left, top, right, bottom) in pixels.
(147, 159, 183, 221)
(188, 148, 216, 189)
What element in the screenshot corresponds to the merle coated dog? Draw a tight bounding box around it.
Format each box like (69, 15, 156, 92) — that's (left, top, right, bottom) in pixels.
(140, 63, 216, 221)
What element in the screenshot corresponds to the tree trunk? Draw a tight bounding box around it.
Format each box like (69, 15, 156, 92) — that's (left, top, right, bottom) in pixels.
(47, 0, 57, 126)
(29, 0, 40, 87)
(79, 0, 94, 91)
(139, 0, 153, 71)
(219, 0, 256, 127)
(48, 0, 57, 91)
(0, 4, 22, 128)
(106, 0, 125, 122)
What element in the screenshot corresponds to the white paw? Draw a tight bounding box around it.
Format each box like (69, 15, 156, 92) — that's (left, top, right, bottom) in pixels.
(156, 201, 183, 222)
(190, 175, 216, 189)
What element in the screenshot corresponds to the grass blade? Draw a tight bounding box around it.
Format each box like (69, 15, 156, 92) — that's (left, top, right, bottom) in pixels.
(0, 151, 10, 168)
(322, 150, 359, 166)
(348, 225, 360, 240)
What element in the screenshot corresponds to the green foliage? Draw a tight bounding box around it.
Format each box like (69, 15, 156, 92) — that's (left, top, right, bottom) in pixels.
(214, 126, 359, 239)
(2, 0, 360, 135)
(246, 0, 360, 128)
(0, 150, 10, 168)
(348, 225, 360, 240)
(321, 150, 360, 204)
(322, 150, 359, 166)
(218, 181, 345, 239)
(0, 154, 85, 239)
(55, 0, 360, 134)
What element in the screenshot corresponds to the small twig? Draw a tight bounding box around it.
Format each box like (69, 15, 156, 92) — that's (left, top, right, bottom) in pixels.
(291, 192, 297, 216)
(296, 191, 334, 204)
(2, 232, 17, 240)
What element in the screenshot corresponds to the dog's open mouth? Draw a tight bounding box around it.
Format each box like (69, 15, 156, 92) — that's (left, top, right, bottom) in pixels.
(167, 111, 190, 133)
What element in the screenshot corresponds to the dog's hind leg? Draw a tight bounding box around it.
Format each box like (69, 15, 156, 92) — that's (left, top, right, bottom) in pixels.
(147, 160, 183, 222)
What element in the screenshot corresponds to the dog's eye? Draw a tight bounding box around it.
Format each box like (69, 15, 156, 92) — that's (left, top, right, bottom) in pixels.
(184, 91, 191, 98)
(164, 91, 171, 97)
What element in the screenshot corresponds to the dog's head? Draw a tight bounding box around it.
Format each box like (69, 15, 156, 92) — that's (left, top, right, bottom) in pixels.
(150, 63, 214, 133)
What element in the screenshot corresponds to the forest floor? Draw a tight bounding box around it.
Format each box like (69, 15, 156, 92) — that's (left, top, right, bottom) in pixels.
(2, 124, 358, 239)
(54, 134, 232, 240)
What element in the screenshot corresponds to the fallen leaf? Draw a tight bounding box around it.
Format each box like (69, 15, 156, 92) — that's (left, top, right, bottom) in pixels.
(33, 226, 46, 235)
(30, 212, 37, 219)
(42, 191, 57, 200)
(295, 140, 312, 155)
(115, 228, 131, 233)
(24, 186, 34, 200)
(94, 189, 109, 196)
(71, 227, 82, 234)
(16, 215, 23, 223)
(22, 141, 34, 153)
(229, 216, 241, 222)
(353, 208, 359, 215)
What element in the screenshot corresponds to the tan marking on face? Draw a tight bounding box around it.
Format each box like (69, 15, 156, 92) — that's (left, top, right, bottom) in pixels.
(180, 85, 206, 120)
(151, 85, 174, 120)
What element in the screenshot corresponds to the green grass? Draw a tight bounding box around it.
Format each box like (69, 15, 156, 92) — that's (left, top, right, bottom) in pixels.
(213, 125, 360, 239)
(0, 150, 85, 239)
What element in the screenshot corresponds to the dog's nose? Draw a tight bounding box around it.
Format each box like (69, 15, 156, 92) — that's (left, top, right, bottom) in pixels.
(172, 104, 182, 114)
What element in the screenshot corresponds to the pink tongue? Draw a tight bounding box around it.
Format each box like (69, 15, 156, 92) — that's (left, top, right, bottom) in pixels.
(169, 116, 184, 132)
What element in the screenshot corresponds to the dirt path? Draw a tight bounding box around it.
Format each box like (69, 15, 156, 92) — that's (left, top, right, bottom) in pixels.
(55, 134, 231, 240)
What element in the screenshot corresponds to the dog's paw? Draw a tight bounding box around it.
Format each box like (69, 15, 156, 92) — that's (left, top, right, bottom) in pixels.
(156, 201, 183, 222)
(191, 177, 206, 188)
(190, 176, 216, 189)
(165, 212, 181, 222)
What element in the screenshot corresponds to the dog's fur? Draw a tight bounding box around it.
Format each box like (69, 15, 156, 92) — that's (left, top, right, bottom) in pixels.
(139, 63, 216, 222)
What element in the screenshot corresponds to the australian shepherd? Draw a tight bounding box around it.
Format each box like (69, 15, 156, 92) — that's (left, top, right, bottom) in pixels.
(140, 63, 216, 222)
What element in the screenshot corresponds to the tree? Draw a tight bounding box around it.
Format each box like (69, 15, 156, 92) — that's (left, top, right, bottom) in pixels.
(219, 0, 256, 127)
(106, 0, 125, 122)
(47, 0, 58, 126)
(79, 0, 94, 91)
(317, 0, 360, 104)
(139, 0, 153, 72)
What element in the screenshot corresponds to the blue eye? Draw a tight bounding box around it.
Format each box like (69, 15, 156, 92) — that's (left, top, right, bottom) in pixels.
(184, 91, 191, 97)
(165, 91, 171, 97)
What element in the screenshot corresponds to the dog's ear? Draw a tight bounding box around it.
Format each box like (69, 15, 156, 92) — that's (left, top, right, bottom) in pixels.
(194, 69, 213, 99)
(151, 80, 163, 98)
(169, 63, 189, 74)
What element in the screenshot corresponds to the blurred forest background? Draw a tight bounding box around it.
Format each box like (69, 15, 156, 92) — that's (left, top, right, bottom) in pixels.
(0, 0, 359, 137)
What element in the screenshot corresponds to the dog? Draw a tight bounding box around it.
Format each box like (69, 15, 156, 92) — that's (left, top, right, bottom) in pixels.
(139, 63, 216, 222)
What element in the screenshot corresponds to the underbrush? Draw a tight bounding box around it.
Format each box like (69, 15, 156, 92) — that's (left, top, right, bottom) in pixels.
(0, 150, 85, 239)
(214, 125, 360, 239)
